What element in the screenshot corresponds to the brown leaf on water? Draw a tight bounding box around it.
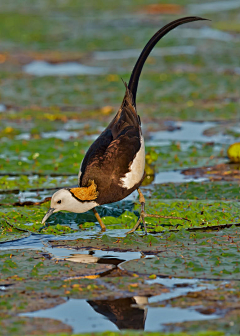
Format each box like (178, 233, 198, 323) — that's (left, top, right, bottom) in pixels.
(100, 105, 114, 115)
(182, 163, 240, 181)
(0, 54, 6, 63)
(141, 4, 184, 15)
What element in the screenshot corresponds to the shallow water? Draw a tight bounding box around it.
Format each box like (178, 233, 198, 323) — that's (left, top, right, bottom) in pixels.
(0, 228, 132, 251)
(21, 279, 219, 333)
(188, 0, 240, 14)
(0, 201, 224, 333)
(16, 130, 80, 141)
(42, 130, 79, 141)
(0, 229, 154, 266)
(2, 171, 206, 204)
(63, 120, 86, 130)
(1, 119, 235, 334)
(23, 61, 106, 76)
(153, 171, 207, 184)
(149, 121, 235, 144)
(0, 189, 53, 204)
(0, 104, 6, 112)
(94, 46, 196, 61)
(174, 27, 234, 42)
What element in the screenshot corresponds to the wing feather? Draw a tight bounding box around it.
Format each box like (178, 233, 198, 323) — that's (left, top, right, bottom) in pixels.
(78, 87, 141, 188)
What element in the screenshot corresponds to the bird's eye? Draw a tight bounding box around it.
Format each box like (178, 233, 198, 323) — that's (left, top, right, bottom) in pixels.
(57, 200, 61, 204)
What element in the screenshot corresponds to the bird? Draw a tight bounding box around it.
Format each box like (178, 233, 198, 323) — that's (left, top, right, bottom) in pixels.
(42, 16, 206, 234)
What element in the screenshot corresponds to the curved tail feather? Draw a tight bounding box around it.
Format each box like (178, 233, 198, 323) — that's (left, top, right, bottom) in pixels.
(128, 16, 208, 107)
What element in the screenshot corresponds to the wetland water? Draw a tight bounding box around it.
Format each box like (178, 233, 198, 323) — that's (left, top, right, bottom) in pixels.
(0, 231, 225, 333)
(1, 119, 239, 332)
(21, 295, 219, 333)
(1, 234, 220, 333)
(23, 61, 106, 76)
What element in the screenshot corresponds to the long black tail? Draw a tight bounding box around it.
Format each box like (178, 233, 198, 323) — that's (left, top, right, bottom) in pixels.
(128, 16, 208, 107)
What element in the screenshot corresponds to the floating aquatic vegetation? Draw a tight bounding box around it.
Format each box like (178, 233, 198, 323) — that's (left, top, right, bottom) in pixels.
(1, 2, 240, 335)
(0, 138, 88, 174)
(50, 208, 240, 253)
(0, 249, 114, 285)
(162, 281, 240, 335)
(0, 199, 239, 238)
(152, 181, 240, 201)
(182, 163, 240, 181)
(120, 226, 240, 280)
(0, 200, 135, 236)
(0, 221, 30, 243)
(0, 175, 77, 191)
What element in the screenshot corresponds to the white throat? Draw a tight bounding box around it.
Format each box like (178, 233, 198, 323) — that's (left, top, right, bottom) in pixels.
(62, 196, 98, 213)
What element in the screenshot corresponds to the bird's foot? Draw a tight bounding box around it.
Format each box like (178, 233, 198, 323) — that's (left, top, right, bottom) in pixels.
(127, 212, 190, 235)
(127, 209, 147, 235)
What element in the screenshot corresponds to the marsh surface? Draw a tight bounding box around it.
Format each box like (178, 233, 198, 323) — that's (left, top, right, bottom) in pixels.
(0, 0, 240, 335)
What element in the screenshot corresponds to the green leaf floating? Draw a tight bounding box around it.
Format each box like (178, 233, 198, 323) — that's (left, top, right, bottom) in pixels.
(152, 182, 240, 201)
(134, 200, 240, 232)
(120, 226, 240, 280)
(0, 221, 30, 242)
(0, 199, 239, 238)
(0, 250, 113, 285)
(0, 138, 88, 174)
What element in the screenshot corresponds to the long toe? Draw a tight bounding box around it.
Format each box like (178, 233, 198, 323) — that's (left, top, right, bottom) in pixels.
(126, 213, 148, 234)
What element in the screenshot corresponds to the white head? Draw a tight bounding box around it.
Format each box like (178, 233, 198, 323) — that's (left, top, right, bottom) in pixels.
(42, 188, 98, 224)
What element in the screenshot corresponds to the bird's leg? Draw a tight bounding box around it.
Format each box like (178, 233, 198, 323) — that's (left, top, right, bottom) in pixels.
(93, 208, 106, 231)
(127, 188, 147, 235)
(127, 188, 190, 235)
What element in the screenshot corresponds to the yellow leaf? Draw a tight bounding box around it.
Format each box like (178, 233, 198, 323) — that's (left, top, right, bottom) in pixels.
(227, 142, 240, 163)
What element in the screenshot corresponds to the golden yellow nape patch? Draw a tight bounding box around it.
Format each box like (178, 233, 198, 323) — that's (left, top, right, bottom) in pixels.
(70, 180, 99, 201)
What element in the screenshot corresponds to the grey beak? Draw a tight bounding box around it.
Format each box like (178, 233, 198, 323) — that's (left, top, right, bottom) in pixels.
(42, 208, 55, 224)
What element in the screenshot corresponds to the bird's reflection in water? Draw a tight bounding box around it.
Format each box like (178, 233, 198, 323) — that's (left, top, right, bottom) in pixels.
(61, 251, 149, 329)
(65, 253, 125, 266)
(88, 296, 148, 330)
